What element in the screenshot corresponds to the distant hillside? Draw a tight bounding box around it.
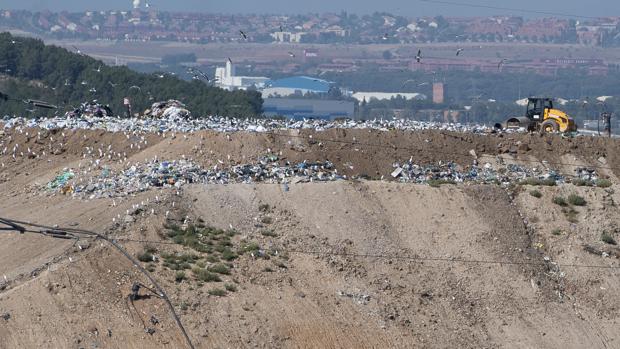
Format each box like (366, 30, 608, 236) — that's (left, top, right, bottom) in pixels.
(0, 32, 263, 118)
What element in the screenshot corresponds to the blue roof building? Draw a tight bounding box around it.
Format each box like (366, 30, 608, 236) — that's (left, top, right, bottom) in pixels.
(262, 76, 332, 97)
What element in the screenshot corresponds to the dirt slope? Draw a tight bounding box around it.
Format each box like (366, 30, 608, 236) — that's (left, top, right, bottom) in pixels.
(0, 128, 619, 349)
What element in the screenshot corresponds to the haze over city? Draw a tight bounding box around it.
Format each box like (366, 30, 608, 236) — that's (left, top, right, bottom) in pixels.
(0, 0, 618, 17)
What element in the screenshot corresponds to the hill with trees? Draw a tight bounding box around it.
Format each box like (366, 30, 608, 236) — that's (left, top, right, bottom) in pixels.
(0, 32, 263, 118)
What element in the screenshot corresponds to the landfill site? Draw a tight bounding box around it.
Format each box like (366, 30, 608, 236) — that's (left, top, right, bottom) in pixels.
(1, 114, 620, 349)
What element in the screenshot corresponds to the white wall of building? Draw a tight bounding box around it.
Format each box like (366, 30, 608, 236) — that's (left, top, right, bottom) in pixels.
(214, 60, 269, 91)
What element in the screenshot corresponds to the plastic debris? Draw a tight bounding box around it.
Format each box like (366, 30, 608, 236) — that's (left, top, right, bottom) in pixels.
(145, 100, 191, 119)
(65, 101, 113, 118)
(47, 170, 75, 190)
(44, 156, 342, 199)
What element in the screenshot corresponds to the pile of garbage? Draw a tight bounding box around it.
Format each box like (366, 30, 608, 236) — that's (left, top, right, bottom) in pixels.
(45, 156, 342, 199)
(144, 100, 191, 119)
(390, 158, 575, 185)
(3, 113, 494, 135)
(65, 101, 113, 118)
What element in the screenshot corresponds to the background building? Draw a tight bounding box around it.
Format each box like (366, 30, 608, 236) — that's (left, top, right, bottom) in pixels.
(214, 60, 269, 91)
(263, 98, 355, 120)
(261, 76, 332, 97)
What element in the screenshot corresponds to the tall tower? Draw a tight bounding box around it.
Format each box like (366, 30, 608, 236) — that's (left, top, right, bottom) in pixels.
(432, 82, 444, 104)
(225, 59, 236, 78)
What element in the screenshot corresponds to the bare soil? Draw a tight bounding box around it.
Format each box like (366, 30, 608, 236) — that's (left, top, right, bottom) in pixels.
(1, 128, 619, 349)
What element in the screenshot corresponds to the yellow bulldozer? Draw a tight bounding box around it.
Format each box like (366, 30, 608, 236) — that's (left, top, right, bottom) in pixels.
(496, 97, 577, 133)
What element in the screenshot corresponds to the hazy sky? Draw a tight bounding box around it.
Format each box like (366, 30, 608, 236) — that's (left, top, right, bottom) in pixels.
(0, 0, 617, 18)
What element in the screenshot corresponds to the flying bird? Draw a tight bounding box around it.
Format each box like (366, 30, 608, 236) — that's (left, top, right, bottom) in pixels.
(108, 81, 118, 87)
(129, 85, 142, 92)
(456, 48, 464, 56)
(239, 30, 248, 40)
(498, 58, 508, 71)
(415, 49, 422, 63)
(227, 57, 233, 65)
(382, 33, 390, 40)
(401, 79, 416, 88)
(93, 65, 102, 73)
(288, 51, 296, 58)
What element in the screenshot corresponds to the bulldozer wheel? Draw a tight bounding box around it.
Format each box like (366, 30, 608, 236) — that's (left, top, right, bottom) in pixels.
(540, 120, 559, 133)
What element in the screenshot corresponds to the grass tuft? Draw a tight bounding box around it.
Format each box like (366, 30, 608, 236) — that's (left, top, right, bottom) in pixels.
(552, 196, 567, 207)
(595, 179, 612, 188)
(601, 232, 617, 245)
(529, 190, 542, 198)
(208, 288, 227, 297)
(567, 194, 586, 206)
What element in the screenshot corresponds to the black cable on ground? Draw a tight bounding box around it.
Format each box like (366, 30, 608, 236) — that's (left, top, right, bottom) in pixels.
(0, 217, 195, 349)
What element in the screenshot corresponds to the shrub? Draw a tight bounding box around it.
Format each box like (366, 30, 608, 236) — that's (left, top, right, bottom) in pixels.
(224, 283, 237, 292)
(529, 190, 542, 198)
(193, 268, 221, 282)
(175, 271, 186, 282)
(258, 204, 270, 212)
(137, 251, 154, 263)
(595, 179, 612, 188)
(601, 232, 617, 245)
(567, 194, 586, 206)
(571, 178, 591, 187)
(261, 216, 274, 224)
(519, 178, 556, 186)
(208, 264, 231, 275)
(552, 196, 567, 206)
(208, 288, 227, 297)
(221, 249, 238, 261)
(263, 267, 274, 273)
(551, 228, 562, 236)
(261, 230, 278, 237)
(240, 242, 260, 253)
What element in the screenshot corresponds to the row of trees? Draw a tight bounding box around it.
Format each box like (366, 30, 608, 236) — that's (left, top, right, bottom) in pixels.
(0, 32, 263, 118)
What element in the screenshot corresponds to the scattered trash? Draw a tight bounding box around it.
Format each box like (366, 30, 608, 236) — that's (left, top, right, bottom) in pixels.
(66, 101, 113, 118)
(338, 290, 371, 304)
(47, 170, 75, 190)
(44, 156, 343, 198)
(390, 158, 575, 185)
(145, 100, 191, 119)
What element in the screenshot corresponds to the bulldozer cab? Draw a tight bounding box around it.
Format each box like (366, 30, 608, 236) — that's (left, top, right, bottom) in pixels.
(526, 98, 553, 121)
